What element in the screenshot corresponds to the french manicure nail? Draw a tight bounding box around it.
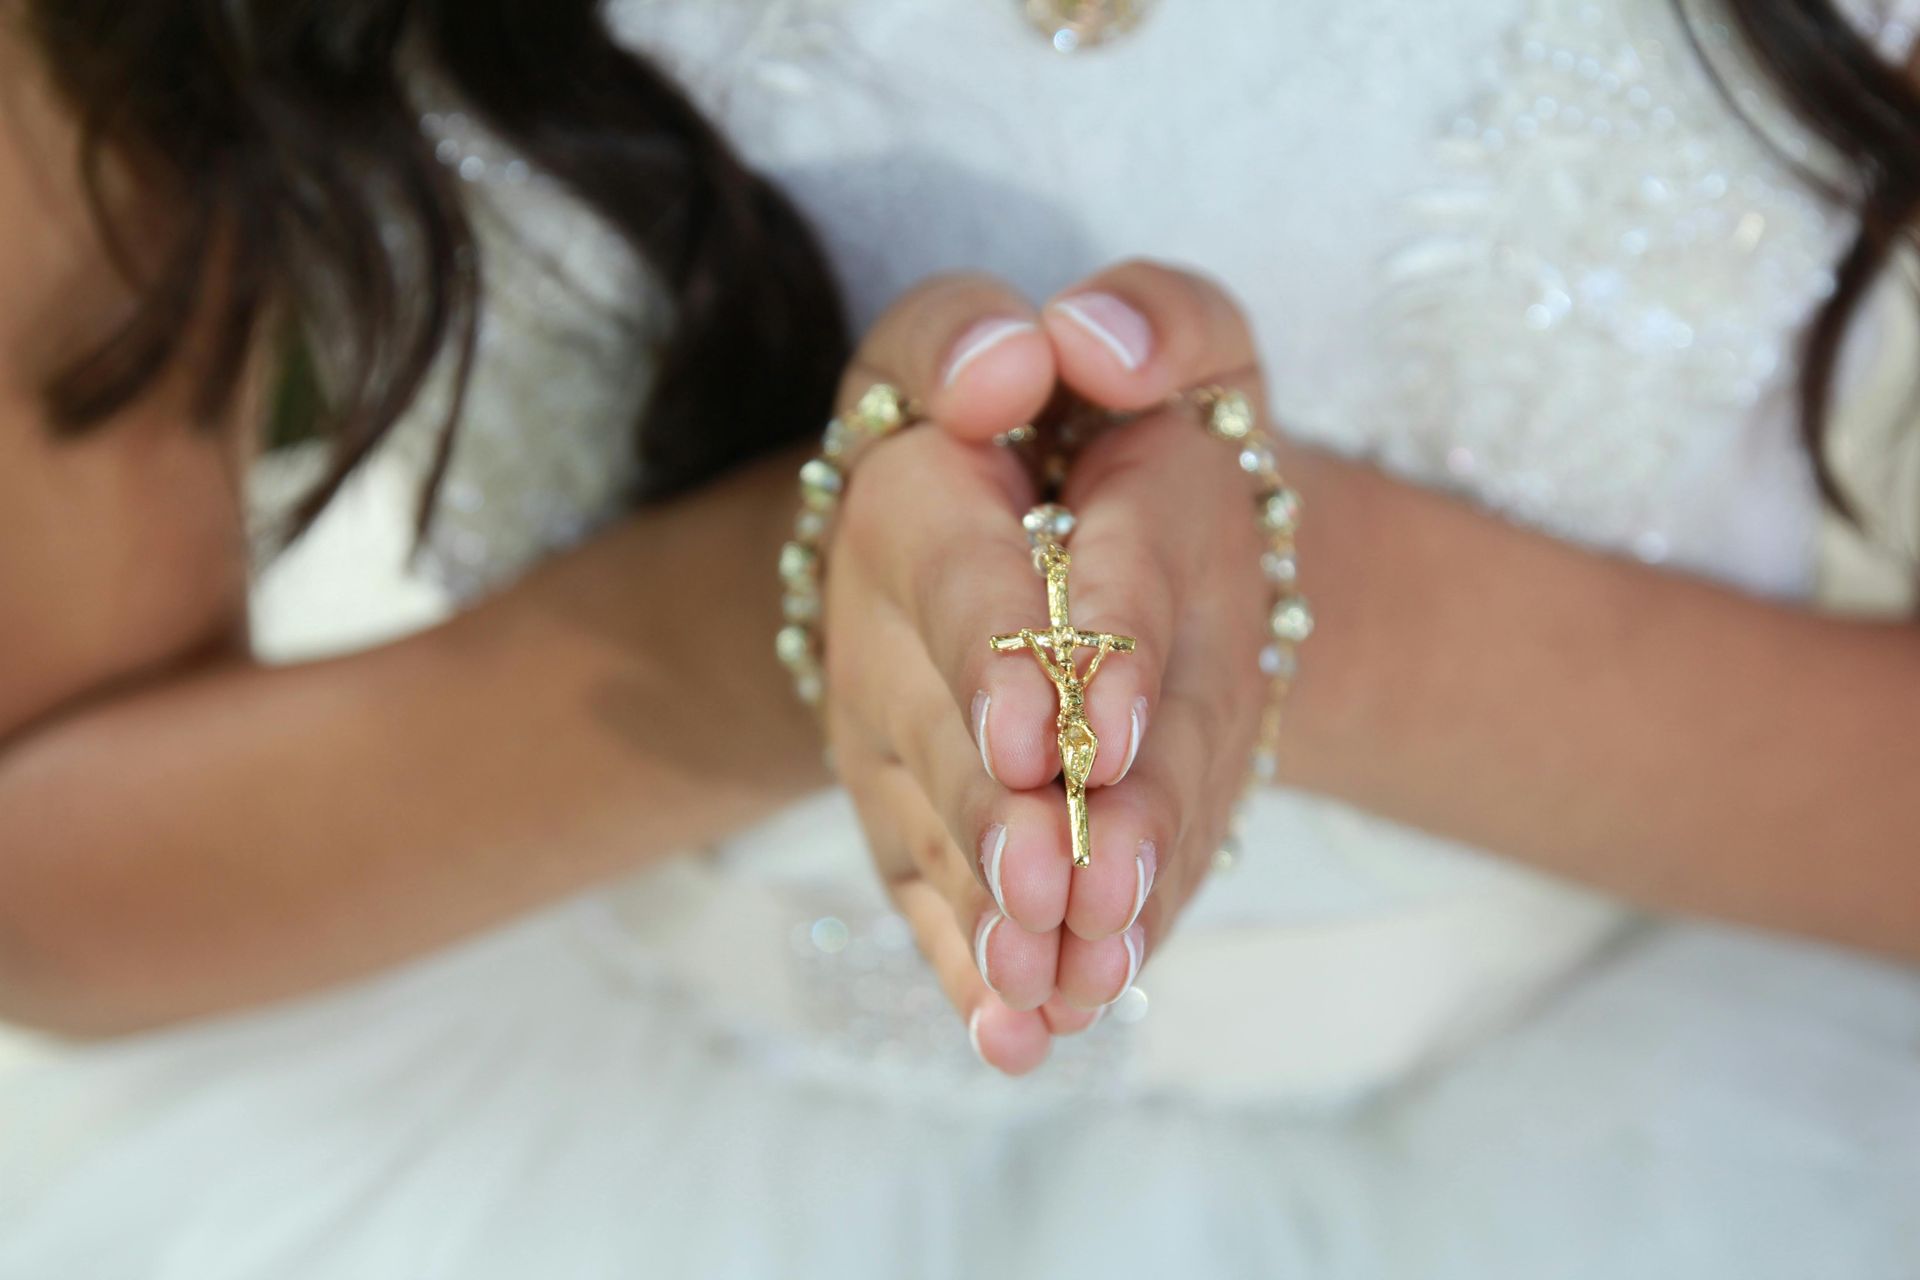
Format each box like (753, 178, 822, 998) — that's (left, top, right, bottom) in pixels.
(1117, 695, 1148, 782)
(971, 690, 998, 783)
(968, 1006, 988, 1062)
(1053, 292, 1153, 372)
(974, 912, 1003, 992)
(980, 824, 1010, 916)
(943, 318, 1037, 388)
(1126, 840, 1157, 931)
(1112, 924, 1145, 1003)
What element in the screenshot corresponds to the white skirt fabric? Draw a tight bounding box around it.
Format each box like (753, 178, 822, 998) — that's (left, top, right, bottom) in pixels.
(3, 873, 1917, 1280)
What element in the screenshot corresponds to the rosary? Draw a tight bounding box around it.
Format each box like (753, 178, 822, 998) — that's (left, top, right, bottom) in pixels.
(779, 384, 1310, 877)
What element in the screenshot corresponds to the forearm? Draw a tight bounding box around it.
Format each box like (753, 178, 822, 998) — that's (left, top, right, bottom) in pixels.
(0, 449, 825, 1034)
(1278, 448, 1920, 956)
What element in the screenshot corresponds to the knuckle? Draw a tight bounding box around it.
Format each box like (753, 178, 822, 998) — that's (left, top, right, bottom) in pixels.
(908, 822, 955, 880)
(879, 686, 928, 770)
(877, 850, 920, 893)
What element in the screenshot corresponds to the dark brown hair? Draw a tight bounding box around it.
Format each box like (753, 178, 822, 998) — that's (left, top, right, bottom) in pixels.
(14, 0, 1920, 536)
(18, 0, 849, 541)
(1694, 0, 1920, 518)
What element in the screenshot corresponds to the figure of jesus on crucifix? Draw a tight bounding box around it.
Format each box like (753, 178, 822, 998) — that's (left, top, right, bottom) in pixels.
(991, 539, 1135, 868)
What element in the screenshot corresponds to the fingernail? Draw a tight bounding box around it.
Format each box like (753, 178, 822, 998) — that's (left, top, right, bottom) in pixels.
(1117, 695, 1148, 782)
(974, 912, 1003, 992)
(979, 824, 1010, 917)
(1110, 924, 1146, 1005)
(967, 1006, 988, 1063)
(943, 318, 1037, 388)
(1052, 292, 1153, 372)
(1126, 840, 1157, 931)
(971, 690, 997, 782)
(1087, 1004, 1108, 1029)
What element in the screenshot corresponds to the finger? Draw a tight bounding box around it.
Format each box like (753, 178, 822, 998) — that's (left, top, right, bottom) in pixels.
(973, 904, 1060, 1014)
(1041, 259, 1262, 412)
(1038, 263, 1280, 791)
(1044, 377, 1268, 795)
(1057, 681, 1256, 995)
(1059, 690, 1209, 950)
(1056, 794, 1234, 1013)
(833, 593, 1074, 934)
(834, 731, 1058, 1060)
(1061, 722, 1181, 942)
(1039, 450, 1175, 792)
(1055, 922, 1148, 1012)
(861, 744, 1061, 1012)
(829, 277, 1083, 788)
(897, 879, 1051, 1076)
(836, 438, 1066, 790)
(838, 272, 1054, 442)
(1057, 403, 1267, 797)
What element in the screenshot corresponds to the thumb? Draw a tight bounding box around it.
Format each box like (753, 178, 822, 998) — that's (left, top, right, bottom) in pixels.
(1040, 259, 1263, 413)
(846, 275, 1057, 445)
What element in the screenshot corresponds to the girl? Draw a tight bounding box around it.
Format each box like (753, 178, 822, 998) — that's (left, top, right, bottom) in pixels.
(2, 1, 1918, 1274)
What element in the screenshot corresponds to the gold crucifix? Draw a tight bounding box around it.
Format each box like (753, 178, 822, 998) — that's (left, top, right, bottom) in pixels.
(991, 541, 1135, 868)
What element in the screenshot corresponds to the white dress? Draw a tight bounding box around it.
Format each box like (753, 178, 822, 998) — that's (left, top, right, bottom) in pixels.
(5, 1, 1920, 1275)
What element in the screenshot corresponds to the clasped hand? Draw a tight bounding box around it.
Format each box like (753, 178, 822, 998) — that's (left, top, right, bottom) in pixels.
(822, 262, 1282, 1076)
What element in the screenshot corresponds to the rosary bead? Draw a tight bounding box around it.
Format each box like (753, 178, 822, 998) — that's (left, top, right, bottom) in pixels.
(850, 384, 908, 435)
(776, 625, 815, 669)
(779, 541, 820, 588)
(799, 459, 844, 510)
(1022, 503, 1077, 545)
(1261, 549, 1299, 585)
(1260, 488, 1302, 534)
(821, 418, 851, 460)
(1270, 597, 1315, 644)
(1203, 390, 1256, 441)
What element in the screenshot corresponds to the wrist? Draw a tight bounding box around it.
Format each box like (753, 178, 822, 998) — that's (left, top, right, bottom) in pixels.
(1265, 444, 1401, 796)
(473, 444, 832, 806)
